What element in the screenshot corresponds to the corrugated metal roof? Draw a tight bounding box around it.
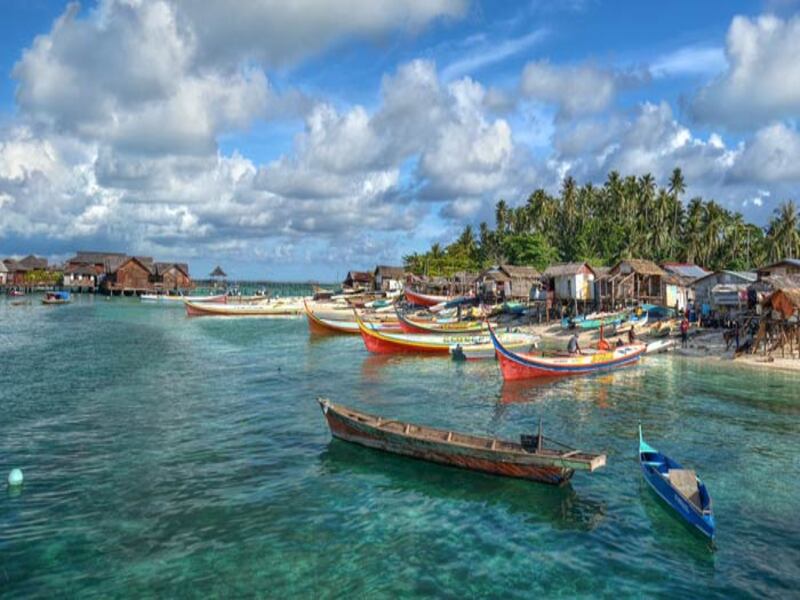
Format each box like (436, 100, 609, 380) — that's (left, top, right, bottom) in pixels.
(661, 263, 710, 279)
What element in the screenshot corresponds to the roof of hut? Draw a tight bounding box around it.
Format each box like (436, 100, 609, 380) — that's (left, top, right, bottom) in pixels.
(155, 262, 190, 277)
(543, 262, 594, 277)
(18, 255, 48, 270)
(757, 258, 800, 273)
(210, 265, 227, 278)
(661, 262, 710, 280)
(374, 265, 406, 279)
(499, 264, 541, 279)
(0, 261, 7, 273)
(613, 258, 666, 277)
(763, 276, 800, 318)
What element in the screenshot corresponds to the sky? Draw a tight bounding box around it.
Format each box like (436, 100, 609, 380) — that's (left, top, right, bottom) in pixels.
(1, 0, 800, 281)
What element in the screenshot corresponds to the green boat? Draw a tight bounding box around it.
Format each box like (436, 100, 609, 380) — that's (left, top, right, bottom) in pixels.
(575, 311, 627, 330)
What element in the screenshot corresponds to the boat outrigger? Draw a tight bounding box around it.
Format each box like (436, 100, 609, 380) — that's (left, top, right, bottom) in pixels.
(639, 425, 715, 540)
(319, 399, 606, 485)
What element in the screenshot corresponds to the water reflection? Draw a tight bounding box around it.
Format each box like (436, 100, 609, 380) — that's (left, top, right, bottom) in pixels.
(318, 440, 607, 532)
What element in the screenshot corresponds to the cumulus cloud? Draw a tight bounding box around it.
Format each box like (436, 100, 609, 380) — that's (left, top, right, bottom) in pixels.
(729, 122, 800, 183)
(520, 60, 621, 118)
(691, 14, 800, 127)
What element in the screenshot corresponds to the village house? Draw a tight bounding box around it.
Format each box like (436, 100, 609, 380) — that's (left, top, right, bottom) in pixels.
(63, 264, 99, 291)
(2, 255, 49, 286)
(154, 262, 193, 291)
(102, 256, 155, 295)
(342, 271, 373, 292)
(543, 262, 596, 304)
(0, 260, 7, 285)
(477, 264, 541, 302)
(691, 270, 756, 308)
(756, 258, 800, 281)
(605, 259, 666, 306)
(373, 266, 406, 292)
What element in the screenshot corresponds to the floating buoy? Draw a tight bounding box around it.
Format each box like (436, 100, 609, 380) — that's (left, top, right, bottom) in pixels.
(8, 468, 23, 487)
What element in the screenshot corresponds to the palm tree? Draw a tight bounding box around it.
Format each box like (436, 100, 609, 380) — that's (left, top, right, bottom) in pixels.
(495, 200, 509, 237)
(765, 200, 800, 261)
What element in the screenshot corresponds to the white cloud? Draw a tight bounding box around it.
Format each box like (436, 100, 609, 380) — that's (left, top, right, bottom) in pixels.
(441, 29, 547, 81)
(729, 122, 800, 183)
(691, 14, 800, 127)
(520, 60, 619, 117)
(650, 45, 726, 79)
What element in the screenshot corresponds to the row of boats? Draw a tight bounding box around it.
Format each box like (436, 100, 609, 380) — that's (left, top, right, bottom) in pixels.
(149, 287, 712, 539)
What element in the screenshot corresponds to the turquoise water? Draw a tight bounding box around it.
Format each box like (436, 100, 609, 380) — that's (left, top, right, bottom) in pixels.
(1, 294, 798, 598)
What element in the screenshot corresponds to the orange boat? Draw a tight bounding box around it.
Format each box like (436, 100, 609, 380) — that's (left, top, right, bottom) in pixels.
(304, 301, 401, 335)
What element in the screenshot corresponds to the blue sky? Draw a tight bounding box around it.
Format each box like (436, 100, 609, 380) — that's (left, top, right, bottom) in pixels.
(1, 0, 799, 280)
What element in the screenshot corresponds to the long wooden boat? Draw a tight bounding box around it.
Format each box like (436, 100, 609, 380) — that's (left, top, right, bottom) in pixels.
(576, 311, 627, 331)
(141, 293, 226, 304)
(319, 398, 606, 485)
(614, 312, 649, 335)
(304, 301, 401, 335)
(639, 425, 715, 539)
(357, 314, 536, 356)
(489, 325, 646, 380)
(396, 310, 486, 335)
(404, 289, 453, 307)
(645, 339, 675, 354)
(184, 298, 305, 317)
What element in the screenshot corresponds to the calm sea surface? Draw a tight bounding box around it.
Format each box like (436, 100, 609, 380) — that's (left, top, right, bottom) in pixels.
(1, 293, 798, 598)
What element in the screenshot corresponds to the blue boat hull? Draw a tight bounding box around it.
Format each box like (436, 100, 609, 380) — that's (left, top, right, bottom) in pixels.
(641, 464, 715, 539)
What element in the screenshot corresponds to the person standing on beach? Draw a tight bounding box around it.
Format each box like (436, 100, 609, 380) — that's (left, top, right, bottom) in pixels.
(680, 317, 690, 348)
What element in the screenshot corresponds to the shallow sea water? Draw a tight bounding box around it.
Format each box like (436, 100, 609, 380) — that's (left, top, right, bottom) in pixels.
(1, 294, 799, 598)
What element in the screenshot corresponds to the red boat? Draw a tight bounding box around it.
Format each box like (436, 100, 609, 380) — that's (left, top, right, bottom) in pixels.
(404, 288, 453, 307)
(489, 325, 646, 380)
(319, 399, 606, 485)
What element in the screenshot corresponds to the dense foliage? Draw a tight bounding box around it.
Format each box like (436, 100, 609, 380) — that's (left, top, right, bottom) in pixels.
(404, 169, 800, 276)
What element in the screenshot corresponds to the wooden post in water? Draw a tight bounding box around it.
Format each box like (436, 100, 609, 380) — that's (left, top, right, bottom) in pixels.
(537, 418, 543, 452)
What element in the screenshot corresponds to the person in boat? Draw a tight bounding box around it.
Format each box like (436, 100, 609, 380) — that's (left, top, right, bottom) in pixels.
(628, 327, 636, 344)
(680, 317, 690, 348)
(616, 338, 624, 348)
(567, 333, 582, 355)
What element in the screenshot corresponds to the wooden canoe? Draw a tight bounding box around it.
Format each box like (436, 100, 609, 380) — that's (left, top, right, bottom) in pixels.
(357, 314, 536, 356)
(489, 325, 646, 380)
(639, 426, 715, 539)
(184, 299, 304, 317)
(396, 309, 486, 335)
(304, 301, 401, 335)
(404, 288, 453, 307)
(141, 293, 226, 304)
(319, 398, 606, 485)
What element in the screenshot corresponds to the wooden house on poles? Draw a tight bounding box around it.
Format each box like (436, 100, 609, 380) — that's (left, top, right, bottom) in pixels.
(756, 258, 800, 281)
(342, 270, 372, 292)
(477, 264, 541, 302)
(155, 262, 193, 291)
(543, 262, 596, 307)
(749, 276, 800, 359)
(373, 266, 406, 292)
(604, 259, 667, 307)
(102, 256, 155, 295)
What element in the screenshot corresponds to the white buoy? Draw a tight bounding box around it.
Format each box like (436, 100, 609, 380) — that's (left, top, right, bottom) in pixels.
(8, 468, 23, 487)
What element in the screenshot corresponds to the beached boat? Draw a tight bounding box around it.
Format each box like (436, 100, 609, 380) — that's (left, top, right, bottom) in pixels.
(639, 425, 715, 539)
(614, 312, 649, 335)
(649, 319, 676, 338)
(141, 293, 226, 304)
(303, 301, 401, 335)
(576, 311, 628, 330)
(8, 289, 25, 297)
(450, 336, 539, 361)
(404, 289, 453, 307)
(489, 325, 645, 380)
(319, 398, 606, 485)
(184, 298, 305, 317)
(42, 291, 70, 305)
(645, 339, 675, 354)
(357, 314, 536, 356)
(395, 310, 486, 335)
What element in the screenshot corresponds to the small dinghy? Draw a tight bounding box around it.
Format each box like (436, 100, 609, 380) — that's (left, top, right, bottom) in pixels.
(639, 425, 715, 540)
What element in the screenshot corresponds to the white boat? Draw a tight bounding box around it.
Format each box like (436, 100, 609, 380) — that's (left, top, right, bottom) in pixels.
(141, 293, 226, 304)
(645, 339, 675, 354)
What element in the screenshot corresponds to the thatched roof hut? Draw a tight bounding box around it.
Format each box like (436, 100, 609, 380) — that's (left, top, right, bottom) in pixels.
(763, 276, 800, 319)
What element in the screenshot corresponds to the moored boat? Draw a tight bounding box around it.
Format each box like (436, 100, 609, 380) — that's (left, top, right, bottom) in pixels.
(304, 301, 401, 335)
(576, 311, 627, 330)
(184, 298, 305, 317)
(404, 288, 453, 307)
(639, 425, 715, 539)
(319, 398, 606, 485)
(395, 309, 486, 335)
(141, 293, 226, 304)
(645, 338, 675, 354)
(489, 325, 645, 380)
(358, 314, 536, 356)
(42, 291, 71, 305)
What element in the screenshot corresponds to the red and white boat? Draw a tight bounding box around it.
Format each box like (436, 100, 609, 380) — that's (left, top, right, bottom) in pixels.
(489, 325, 646, 380)
(404, 288, 453, 307)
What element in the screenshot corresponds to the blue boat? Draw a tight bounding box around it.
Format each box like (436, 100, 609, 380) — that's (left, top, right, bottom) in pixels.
(638, 425, 715, 540)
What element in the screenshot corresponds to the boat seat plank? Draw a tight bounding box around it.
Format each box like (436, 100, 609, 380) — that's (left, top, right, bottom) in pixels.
(668, 469, 701, 508)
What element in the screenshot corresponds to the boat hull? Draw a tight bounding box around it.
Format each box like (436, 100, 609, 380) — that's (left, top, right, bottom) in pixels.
(490, 326, 644, 380)
(185, 299, 304, 317)
(404, 289, 452, 307)
(641, 465, 715, 539)
(397, 312, 486, 335)
(322, 405, 573, 485)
